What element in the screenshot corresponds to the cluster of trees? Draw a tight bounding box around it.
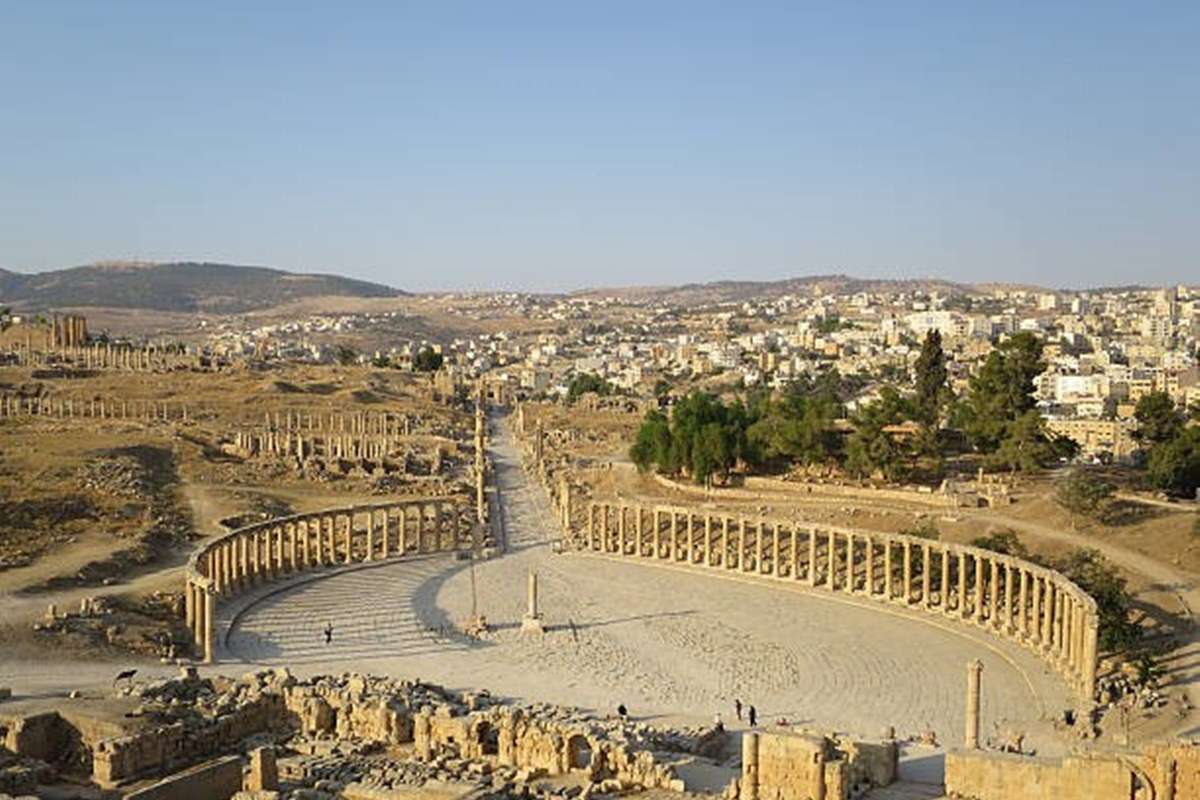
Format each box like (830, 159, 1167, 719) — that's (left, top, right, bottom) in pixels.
(567, 373, 616, 403)
(631, 330, 1074, 485)
(1134, 391, 1200, 497)
(412, 346, 444, 372)
(629, 393, 752, 485)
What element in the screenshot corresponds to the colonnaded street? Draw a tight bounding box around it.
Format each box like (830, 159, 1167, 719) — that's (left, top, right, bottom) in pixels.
(224, 416, 1073, 751)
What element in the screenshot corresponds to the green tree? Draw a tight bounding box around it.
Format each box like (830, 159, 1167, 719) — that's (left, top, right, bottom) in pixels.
(911, 330, 950, 454)
(1134, 391, 1184, 446)
(371, 354, 392, 369)
(970, 529, 1029, 558)
(960, 332, 1045, 453)
(1144, 427, 1200, 497)
(413, 346, 444, 372)
(629, 392, 748, 484)
(1055, 469, 1116, 528)
(567, 373, 614, 403)
(1189, 400, 1200, 422)
(1048, 549, 1139, 652)
(987, 410, 1057, 473)
(333, 345, 358, 366)
(845, 386, 910, 481)
(629, 410, 675, 473)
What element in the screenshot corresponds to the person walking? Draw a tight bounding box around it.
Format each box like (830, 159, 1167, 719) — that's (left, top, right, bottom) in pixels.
(324, 622, 334, 645)
(617, 703, 628, 721)
(748, 705, 757, 728)
(734, 698, 743, 721)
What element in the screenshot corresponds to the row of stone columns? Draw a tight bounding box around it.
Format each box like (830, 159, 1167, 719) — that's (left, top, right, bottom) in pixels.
(262, 409, 413, 436)
(0, 393, 187, 422)
(6, 341, 190, 371)
(583, 502, 1099, 705)
(185, 500, 468, 660)
(183, 578, 214, 663)
(233, 429, 402, 461)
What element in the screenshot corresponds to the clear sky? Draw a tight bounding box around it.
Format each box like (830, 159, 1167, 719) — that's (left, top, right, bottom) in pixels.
(1, 2, 1197, 291)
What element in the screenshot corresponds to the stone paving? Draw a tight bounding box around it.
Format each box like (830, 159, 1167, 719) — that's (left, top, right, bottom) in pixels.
(226, 418, 1074, 752)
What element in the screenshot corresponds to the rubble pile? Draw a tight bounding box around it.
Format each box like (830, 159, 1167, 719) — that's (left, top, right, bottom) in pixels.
(29, 670, 725, 799)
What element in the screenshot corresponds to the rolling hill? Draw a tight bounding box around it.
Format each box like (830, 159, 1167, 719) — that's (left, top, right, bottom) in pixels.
(0, 261, 403, 313)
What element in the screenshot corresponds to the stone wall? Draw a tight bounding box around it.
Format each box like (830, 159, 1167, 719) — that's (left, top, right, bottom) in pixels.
(121, 754, 243, 800)
(739, 730, 897, 800)
(945, 741, 1200, 800)
(577, 499, 1100, 707)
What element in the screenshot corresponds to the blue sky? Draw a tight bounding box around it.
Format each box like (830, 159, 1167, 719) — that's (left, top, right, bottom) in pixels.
(1, 2, 1196, 291)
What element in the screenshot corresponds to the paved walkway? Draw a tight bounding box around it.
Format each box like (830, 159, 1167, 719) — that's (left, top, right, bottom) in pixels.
(225, 415, 1073, 754)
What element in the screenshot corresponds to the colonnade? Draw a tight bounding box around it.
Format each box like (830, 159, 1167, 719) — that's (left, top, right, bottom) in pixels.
(261, 409, 413, 437)
(230, 429, 406, 461)
(4, 341, 192, 371)
(184, 498, 471, 663)
(581, 500, 1099, 706)
(0, 393, 188, 422)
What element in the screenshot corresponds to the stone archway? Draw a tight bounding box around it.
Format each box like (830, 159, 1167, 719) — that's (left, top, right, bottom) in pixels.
(567, 734, 593, 771)
(476, 721, 499, 757)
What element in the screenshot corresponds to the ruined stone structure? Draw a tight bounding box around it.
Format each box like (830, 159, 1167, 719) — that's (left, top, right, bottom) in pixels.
(739, 729, 898, 800)
(183, 498, 474, 663)
(49, 314, 88, 348)
(576, 500, 1100, 707)
(3, 339, 194, 371)
(944, 742, 1200, 800)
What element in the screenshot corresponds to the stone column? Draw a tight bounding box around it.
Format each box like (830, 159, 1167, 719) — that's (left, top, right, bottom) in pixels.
(844, 533, 855, 594)
(940, 547, 950, 611)
(521, 570, 545, 634)
(619, 506, 628, 555)
(958, 552, 969, 618)
(974, 554, 985, 623)
(343, 514, 352, 563)
(826, 530, 837, 589)
(922, 543, 931, 607)
(366, 511, 374, 562)
(902, 540, 912, 603)
(710, 515, 718, 567)
(1082, 613, 1098, 705)
(989, 559, 1000, 626)
(965, 659, 982, 749)
(740, 731, 759, 800)
(185, 579, 196, 630)
(202, 586, 214, 664)
(807, 530, 817, 586)
(739, 519, 749, 572)
(1031, 575, 1042, 644)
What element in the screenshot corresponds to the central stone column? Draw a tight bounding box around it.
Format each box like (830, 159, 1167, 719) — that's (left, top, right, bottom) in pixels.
(965, 659, 983, 748)
(521, 570, 545, 634)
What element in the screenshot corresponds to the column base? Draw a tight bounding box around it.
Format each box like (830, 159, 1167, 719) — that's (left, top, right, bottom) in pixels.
(520, 614, 546, 635)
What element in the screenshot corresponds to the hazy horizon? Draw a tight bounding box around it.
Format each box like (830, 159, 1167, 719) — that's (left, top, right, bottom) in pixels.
(2, 3, 1197, 292)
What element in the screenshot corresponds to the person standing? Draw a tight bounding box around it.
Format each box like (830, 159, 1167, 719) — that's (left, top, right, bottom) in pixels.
(324, 622, 334, 645)
(748, 705, 757, 728)
(734, 698, 743, 721)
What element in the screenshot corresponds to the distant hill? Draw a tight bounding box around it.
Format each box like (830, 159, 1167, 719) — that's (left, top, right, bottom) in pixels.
(0, 261, 403, 313)
(574, 273, 980, 306)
